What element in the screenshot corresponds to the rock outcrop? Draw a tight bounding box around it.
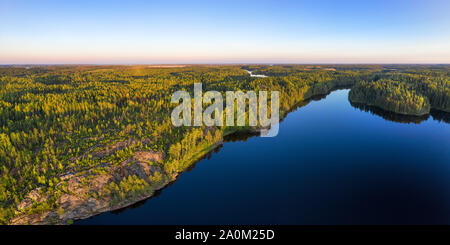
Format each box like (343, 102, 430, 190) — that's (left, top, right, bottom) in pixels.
(10, 150, 167, 225)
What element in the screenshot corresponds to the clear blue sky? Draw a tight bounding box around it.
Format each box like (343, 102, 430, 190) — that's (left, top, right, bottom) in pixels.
(1, 0, 449, 64)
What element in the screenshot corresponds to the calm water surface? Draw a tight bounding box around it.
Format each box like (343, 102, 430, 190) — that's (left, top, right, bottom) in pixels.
(78, 89, 450, 225)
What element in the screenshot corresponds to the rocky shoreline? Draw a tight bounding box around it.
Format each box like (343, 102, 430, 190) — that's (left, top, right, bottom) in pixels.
(10, 141, 224, 225)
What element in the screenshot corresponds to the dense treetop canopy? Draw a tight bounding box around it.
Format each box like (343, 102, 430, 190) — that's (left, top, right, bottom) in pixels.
(0, 64, 448, 224)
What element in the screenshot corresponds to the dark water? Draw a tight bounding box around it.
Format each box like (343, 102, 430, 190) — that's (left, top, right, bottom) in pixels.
(77, 89, 450, 225)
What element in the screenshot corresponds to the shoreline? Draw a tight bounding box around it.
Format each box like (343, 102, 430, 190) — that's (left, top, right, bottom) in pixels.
(9, 81, 447, 225)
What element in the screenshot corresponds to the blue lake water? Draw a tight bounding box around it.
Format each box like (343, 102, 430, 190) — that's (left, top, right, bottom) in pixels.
(77, 89, 450, 225)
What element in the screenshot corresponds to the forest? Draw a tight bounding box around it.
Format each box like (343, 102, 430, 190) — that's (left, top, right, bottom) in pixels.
(0, 64, 449, 224)
(349, 77, 449, 115)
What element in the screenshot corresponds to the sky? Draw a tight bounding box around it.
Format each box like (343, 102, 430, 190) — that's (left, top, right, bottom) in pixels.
(1, 0, 449, 64)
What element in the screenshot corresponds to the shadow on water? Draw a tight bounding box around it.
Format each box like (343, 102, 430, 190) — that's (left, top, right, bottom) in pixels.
(223, 131, 259, 142)
(430, 109, 450, 123)
(223, 92, 332, 142)
(350, 102, 450, 124)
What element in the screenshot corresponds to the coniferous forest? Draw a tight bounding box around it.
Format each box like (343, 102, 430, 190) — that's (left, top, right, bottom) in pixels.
(0, 64, 449, 224)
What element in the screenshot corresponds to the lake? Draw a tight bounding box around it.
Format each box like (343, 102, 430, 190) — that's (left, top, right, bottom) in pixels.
(243, 69, 268, 78)
(77, 89, 450, 225)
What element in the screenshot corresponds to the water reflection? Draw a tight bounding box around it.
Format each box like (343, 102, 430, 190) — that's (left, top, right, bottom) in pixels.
(350, 102, 450, 124)
(431, 109, 450, 123)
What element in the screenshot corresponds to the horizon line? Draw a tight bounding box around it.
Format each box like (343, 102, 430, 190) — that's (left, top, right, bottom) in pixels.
(1, 63, 450, 66)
